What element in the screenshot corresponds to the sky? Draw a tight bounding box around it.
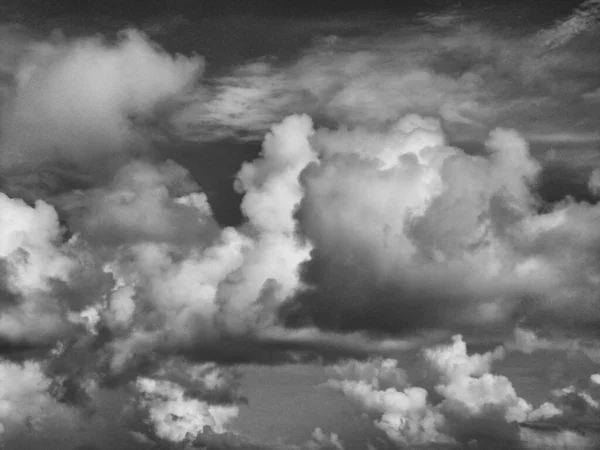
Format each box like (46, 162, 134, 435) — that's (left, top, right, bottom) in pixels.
(1, 0, 600, 449)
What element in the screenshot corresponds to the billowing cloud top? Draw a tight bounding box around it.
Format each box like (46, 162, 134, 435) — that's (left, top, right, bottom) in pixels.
(0, 1, 599, 449)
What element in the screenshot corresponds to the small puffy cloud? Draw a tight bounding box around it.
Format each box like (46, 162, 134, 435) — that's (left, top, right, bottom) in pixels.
(506, 328, 547, 355)
(0, 192, 85, 345)
(587, 167, 600, 197)
(423, 335, 505, 383)
(527, 402, 562, 422)
(305, 428, 344, 450)
(133, 376, 239, 443)
(326, 358, 408, 391)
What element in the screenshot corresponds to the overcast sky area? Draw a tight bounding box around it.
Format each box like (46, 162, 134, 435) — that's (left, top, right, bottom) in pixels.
(2, 1, 600, 449)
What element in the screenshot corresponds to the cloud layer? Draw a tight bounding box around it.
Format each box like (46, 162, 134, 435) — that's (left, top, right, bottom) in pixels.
(0, 2, 599, 448)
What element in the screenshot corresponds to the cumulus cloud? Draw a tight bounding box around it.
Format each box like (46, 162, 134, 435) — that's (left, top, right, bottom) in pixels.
(0, 192, 99, 346)
(0, 2, 600, 447)
(58, 159, 219, 247)
(327, 335, 600, 449)
(326, 336, 526, 448)
(132, 374, 239, 443)
(0, 29, 203, 171)
(0, 27, 320, 450)
(0, 357, 86, 447)
(0, 358, 54, 429)
(305, 428, 344, 450)
(285, 115, 537, 335)
(81, 114, 318, 375)
(255, 109, 600, 341)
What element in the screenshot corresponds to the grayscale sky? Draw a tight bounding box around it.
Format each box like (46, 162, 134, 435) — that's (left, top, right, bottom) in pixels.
(0, 1, 600, 450)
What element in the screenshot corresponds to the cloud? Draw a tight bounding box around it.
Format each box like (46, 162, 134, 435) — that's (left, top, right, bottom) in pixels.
(248, 109, 600, 341)
(0, 357, 86, 446)
(84, 114, 317, 374)
(187, 425, 345, 450)
(305, 428, 344, 450)
(57, 159, 219, 247)
(0, 29, 203, 172)
(173, 61, 296, 142)
(518, 374, 600, 449)
(327, 335, 600, 449)
(504, 328, 600, 363)
(132, 374, 240, 443)
(0, 28, 322, 449)
(535, 0, 600, 50)
(0, 192, 93, 346)
(0, 358, 54, 429)
(327, 335, 534, 449)
(588, 167, 600, 197)
(284, 115, 541, 336)
(168, 10, 600, 147)
(1, 5, 600, 447)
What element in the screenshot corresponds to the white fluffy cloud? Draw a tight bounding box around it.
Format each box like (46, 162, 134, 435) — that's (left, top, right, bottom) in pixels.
(0, 357, 84, 445)
(0, 193, 82, 344)
(0, 359, 52, 429)
(0, 28, 320, 449)
(327, 336, 529, 448)
(265, 109, 600, 339)
(59, 159, 219, 246)
(0, 29, 203, 170)
(327, 335, 599, 449)
(305, 428, 344, 450)
(1, 6, 600, 447)
(97, 115, 316, 373)
(288, 114, 537, 333)
(134, 375, 239, 443)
